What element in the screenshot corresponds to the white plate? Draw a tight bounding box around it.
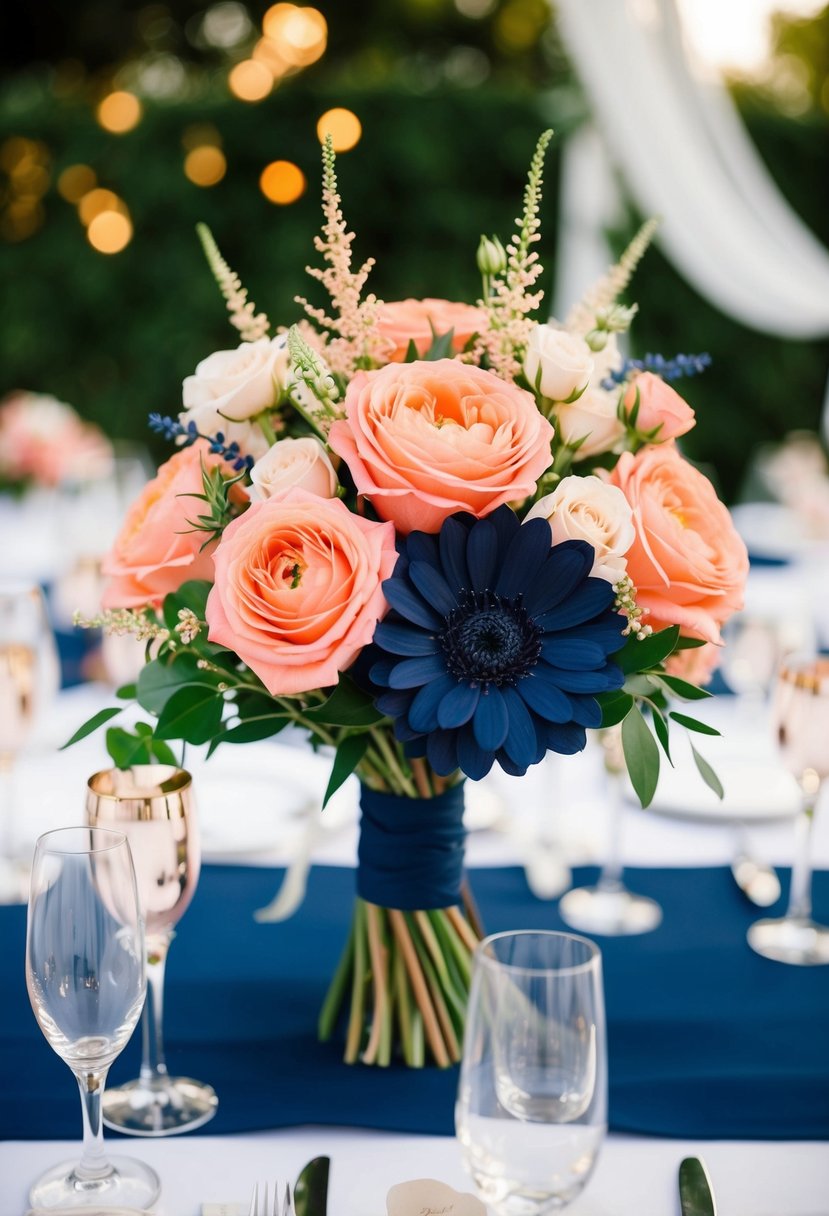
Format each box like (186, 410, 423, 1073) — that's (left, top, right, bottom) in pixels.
(630, 755, 801, 823)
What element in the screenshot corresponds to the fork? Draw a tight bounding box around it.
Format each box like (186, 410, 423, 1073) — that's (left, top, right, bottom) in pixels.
(249, 1182, 295, 1216)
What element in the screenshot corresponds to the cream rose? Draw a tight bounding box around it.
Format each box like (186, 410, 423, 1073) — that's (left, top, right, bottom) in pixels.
(526, 475, 635, 583)
(182, 334, 288, 423)
(250, 437, 339, 502)
(524, 325, 594, 402)
(555, 386, 626, 458)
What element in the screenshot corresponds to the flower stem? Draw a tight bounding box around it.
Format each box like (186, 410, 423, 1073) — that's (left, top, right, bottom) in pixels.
(370, 729, 418, 798)
(388, 909, 451, 1068)
(344, 899, 368, 1064)
(318, 916, 355, 1041)
(362, 903, 391, 1067)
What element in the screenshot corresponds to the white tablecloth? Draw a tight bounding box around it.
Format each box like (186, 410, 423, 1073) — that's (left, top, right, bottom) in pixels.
(1, 1128, 828, 1216)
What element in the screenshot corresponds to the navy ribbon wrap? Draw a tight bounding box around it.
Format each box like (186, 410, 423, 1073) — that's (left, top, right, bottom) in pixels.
(356, 784, 466, 910)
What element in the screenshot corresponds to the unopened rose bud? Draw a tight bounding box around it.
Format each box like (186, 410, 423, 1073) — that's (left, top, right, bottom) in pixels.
(477, 234, 507, 277)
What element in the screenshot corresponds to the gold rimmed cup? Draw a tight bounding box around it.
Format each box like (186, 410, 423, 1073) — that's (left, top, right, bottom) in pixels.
(86, 764, 218, 1135)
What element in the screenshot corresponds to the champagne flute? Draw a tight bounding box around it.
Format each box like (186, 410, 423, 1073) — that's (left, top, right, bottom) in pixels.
(748, 655, 829, 965)
(86, 764, 218, 1133)
(456, 930, 606, 1214)
(26, 826, 160, 1209)
(0, 581, 59, 902)
(558, 727, 662, 936)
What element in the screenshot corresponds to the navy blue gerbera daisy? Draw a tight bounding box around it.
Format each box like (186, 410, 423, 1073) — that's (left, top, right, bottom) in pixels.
(369, 506, 626, 781)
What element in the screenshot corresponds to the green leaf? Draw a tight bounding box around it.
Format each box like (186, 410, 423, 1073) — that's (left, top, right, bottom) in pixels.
(304, 676, 386, 729)
(137, 654, 220, 715)
(154, 686, 225, 744)
(60, 706, 123, 750)
(150, 738, 178, 765)
(690, 743, 724, 800)
(115, 683, 137, 700)
(423, 326, 455, 361)
(106, 726, 154, 768)
(673, 635, 707, 651)
(621, 704, 661, 808)
(323, 733, 370, 809)
(653, 674, 712, 701)
(652, 707, 672, 763)
(622, 673, 658, 698)
(619, 625, 680, 674)
(161, 579, 212, 633)
(597, 690, 633, 728)
(669, 712, 721, 737)
(208, 714, 291, 750)
(403, 338, 420, 363)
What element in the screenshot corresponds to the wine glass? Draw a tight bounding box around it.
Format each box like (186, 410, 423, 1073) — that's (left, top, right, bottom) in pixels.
(86, 764, 218, 1133)
(0, 581, 59, 903)
(748, 655, 829, 965)
(25, 826, 160, 1209)
(456, 930, 606, 1214)
(558, 727, 662, 936)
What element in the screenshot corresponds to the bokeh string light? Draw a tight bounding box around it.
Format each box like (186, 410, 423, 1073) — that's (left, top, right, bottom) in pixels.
(228, 58, 273, 101)
(0, 137, 51, 242)
(316, 108, 362, 152)
(96, 91, 143, 134)
(184, 145, 228, 187)
(260, 159, 306, 204)
(87, 210, 133, 254)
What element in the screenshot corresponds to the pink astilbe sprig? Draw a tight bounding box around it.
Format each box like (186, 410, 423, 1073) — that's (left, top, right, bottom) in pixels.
(296, 135, 389, 378)
(474, 129, 553, 380)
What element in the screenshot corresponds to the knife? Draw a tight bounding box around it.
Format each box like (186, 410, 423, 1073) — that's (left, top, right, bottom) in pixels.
(678, 1157, 717, 1216)
(295, 1155, 330, 1216)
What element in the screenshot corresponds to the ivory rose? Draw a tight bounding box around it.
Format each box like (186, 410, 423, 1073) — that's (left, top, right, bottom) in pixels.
(328, 359, 555, 535)
(555, 386, 626, 459)
(250, 437, 338, 502)
(524, 325, 594, 402)
(376, 299, 487, 362)
(206, 489, 397, 695)
(625, 372, 695, 441)
(179, 334, 288, 462)
(102, 442, 228, 609)
(608, 444, 748, 644)
(526, 474, 635, 583)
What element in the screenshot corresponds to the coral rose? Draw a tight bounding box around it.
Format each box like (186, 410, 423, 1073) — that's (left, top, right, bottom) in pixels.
(0, 392, 113, 487)
(625, 372, 695, 441)
(328, 359, 555, 535)
(376, 299, 487, 362)
(608, 444, 748, 644)
(102, 442, 229, 609)
(206, 489, 397, 695)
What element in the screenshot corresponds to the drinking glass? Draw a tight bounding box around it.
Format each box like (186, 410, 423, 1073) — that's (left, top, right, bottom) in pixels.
(748, 655, 829, 964)
(558, 727, 662, 936)
(86, 764, 218, 1133)
(0, 581, 59, 903)
(26, 826, 160, 1209)
(456, 930, 606, 1214)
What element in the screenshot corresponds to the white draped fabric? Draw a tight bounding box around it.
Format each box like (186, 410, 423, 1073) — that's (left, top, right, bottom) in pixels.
(554, 0, 829, 341)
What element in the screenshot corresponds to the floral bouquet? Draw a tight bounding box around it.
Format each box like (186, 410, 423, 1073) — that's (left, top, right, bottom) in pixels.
(0, 391, 113, 494)
(71, 131, 748, 1068)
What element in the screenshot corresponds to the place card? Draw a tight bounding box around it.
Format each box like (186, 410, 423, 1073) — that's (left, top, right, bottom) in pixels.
(387, 1178, 487, 1216)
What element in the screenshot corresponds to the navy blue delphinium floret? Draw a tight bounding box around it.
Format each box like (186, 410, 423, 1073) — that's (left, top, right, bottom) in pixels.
(369, 505, 626, 781)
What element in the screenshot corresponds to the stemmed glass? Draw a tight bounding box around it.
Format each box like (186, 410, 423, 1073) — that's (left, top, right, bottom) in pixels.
(86, 764, 218, 1133)
(456, 930, 606, 1214)
(558, 727, 662, 936)
(25, 826, 160, 1209)
(0, 581, 59, 903)
(748, 655, 829, 965)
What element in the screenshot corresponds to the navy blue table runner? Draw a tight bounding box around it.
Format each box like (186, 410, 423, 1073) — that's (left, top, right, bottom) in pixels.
(2, 863, 827, 1141)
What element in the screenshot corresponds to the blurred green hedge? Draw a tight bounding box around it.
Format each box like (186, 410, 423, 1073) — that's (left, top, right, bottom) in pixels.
(1, 83, 827, 501)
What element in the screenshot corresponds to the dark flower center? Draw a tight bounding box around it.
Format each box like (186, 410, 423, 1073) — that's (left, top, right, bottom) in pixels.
(440, 590, 542, 687)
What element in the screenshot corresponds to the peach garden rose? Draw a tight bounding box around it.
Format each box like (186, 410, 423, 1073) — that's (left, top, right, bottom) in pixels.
(328, 359, 555, 534)
(625, 372, 696, 441)
(608, 443, 748, 644)
(206, 489, 397, 695)
(102, 441, 230, 609)
(376, 299, 487, 362)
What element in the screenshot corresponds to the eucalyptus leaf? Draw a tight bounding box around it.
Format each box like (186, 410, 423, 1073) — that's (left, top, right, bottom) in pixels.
(673, 635, 707, 651)
(106, 726, 154, 768)
(115, 683, 137, 700)
(690, 743, 724, 800)
(424, 326, 455, 360)
(652, 707, 672, 763)
(137, 655, 220, 715)
(655, 674, 712, 701)
(670, 712, 720, 736)
(60, 706, 123, 751)
(323, 734, 370, 808)
(161, 579, 212, 632)
(305, 677, 386, 728)
(621, 704, 661, 808)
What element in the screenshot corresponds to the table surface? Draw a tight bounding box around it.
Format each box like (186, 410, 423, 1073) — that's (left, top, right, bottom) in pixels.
(4, 687, 829, 1212)
(1, 1128, 828, 1216)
